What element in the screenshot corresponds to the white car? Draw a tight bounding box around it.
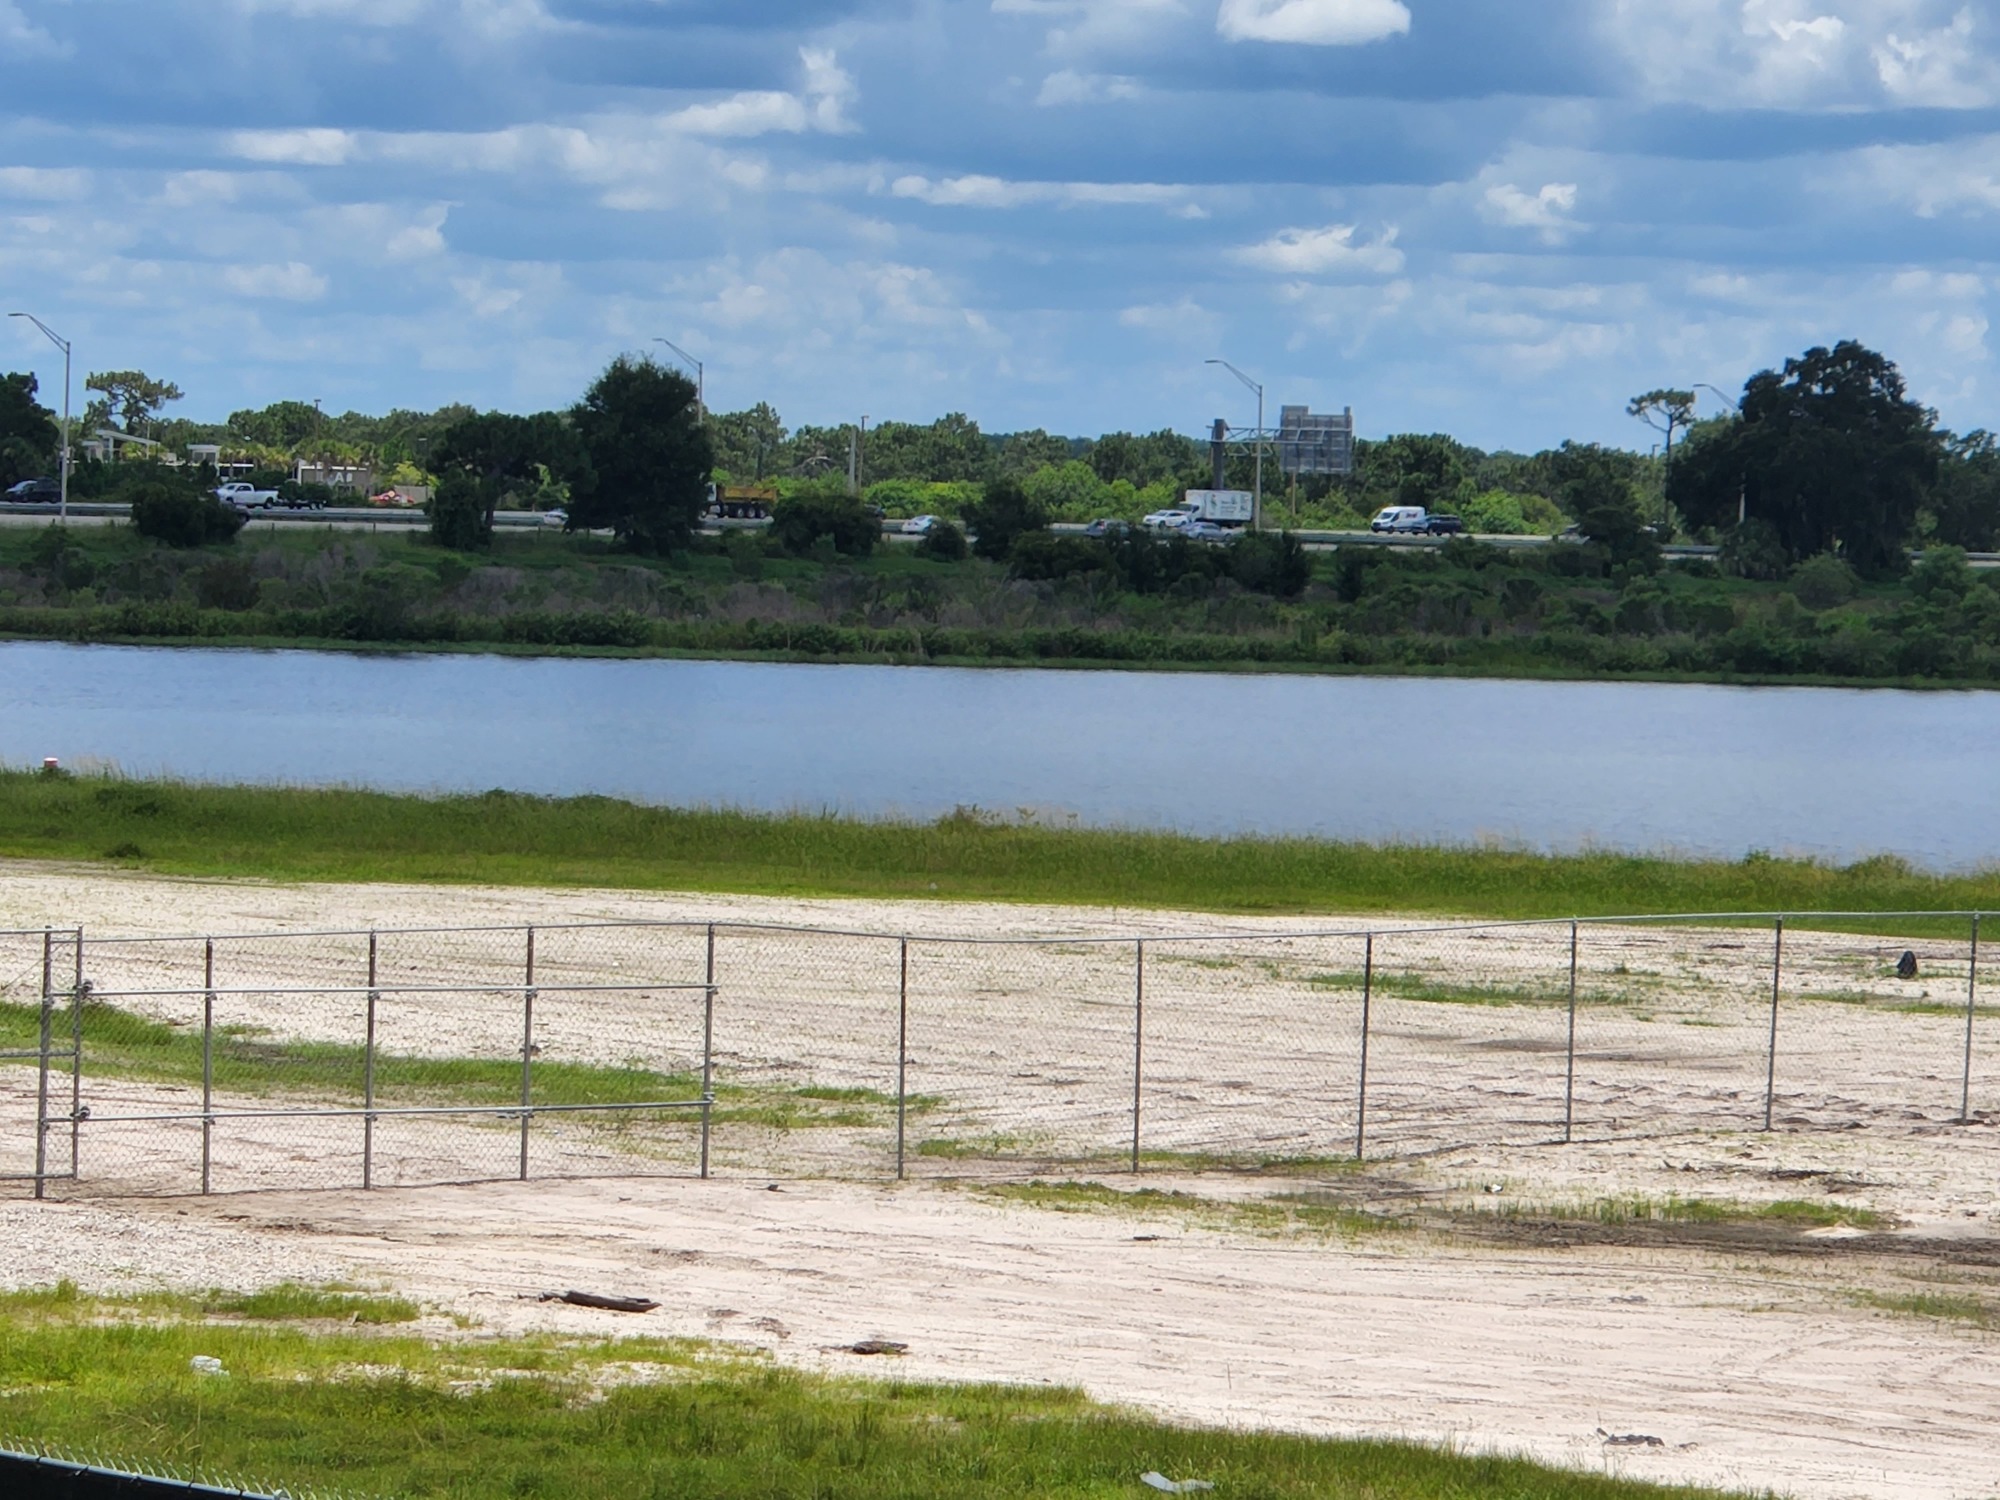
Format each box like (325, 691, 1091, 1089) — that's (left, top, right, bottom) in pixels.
(542, 507, 568, 528)
(901, 514, 940, 535)
(1143, 508, 1194, 532)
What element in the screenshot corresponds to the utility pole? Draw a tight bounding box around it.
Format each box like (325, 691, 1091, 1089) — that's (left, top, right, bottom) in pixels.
(9, 312, 70, 523)
(653, 337, 705, 422)
(1206, 358, 1265, 531)
(848, 415, 867, 496)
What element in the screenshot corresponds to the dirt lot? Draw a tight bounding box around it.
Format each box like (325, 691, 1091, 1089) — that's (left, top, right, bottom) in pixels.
(3, 865, 1999, 1499)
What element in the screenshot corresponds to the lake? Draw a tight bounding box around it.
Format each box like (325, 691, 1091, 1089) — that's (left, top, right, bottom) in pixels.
(0, 642, 1991, 870)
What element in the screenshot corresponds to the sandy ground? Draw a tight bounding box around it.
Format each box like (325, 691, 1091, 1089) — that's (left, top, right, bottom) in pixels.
(2, 1175, 1998, 1500)
(2, 865, 1999, 1498)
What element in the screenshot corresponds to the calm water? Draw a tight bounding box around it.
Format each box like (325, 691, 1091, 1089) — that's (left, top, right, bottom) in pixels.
(0, 641, 1993, 870)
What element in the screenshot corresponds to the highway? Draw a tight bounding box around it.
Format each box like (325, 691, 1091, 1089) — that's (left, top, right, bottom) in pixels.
(4, 501, 1993, 566)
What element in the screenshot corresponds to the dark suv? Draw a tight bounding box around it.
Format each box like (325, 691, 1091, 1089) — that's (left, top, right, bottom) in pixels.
(4, 477, 60, 504)
(1424, 513, 1464, 536)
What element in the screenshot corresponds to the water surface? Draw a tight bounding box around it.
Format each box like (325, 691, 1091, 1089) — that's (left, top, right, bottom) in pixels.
(1, 642, 1991, 870)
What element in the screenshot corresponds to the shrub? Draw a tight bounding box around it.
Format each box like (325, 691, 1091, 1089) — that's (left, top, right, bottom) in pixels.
(963, 477, 1048, 562)
(195, 558, 260, 611)
(1910, 544, 1974, 602)
(769, 490, 877, 557)
(1718, 518, 1790, 582)
(1789, 552, 1860, 610)
(914, 520, 968, 561)
(1228, 530, 1311, 598)
(126, 480, 245, 548)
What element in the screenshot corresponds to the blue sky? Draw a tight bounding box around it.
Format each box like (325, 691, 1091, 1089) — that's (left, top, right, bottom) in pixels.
(1, 0, 1997, 450)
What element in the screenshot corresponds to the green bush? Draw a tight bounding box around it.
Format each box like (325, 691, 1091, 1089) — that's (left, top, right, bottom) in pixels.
(1229, 530, 1311, 598)
(1790, 552, 1860, 610)
(769, 490, 877, 557)
(914, 520, 968, 561)
(963, 477, 1048, 561)
(125, 480, 245, 548)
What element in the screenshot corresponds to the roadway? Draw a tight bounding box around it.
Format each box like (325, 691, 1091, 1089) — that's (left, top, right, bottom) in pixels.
(5, 502, 1994, 566)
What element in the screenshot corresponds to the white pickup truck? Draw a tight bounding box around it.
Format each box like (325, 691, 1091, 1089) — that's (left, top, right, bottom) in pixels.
(214, 482, 282, 511)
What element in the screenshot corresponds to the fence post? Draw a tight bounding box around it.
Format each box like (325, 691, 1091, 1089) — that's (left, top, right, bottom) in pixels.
(519, 927, 536, 1182)
(896, 938, 909, 1181)
(701, 924, 716, 1181)
(364, 932, 378, 1190)
(1764, 917, 1784, 1132)
(33, 929, 51, 1201)
(68, 930, 82, 1181)
(1564, 920, 1579, 1144)
(1131, 940, 1145, 1174)
(1962, 914, 1982, 1125)
(1354, 933, 1373, 1162)
(201, 939, 215, 1197)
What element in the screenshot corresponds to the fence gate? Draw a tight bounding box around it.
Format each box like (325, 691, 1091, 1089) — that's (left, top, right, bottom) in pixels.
(0, 930, 83, 1199)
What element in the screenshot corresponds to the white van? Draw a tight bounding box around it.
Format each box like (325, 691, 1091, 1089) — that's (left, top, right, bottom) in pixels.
(1370, 506, 1428, 534)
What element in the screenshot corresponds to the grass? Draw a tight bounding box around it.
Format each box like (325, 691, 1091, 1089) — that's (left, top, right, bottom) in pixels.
(0, 1285, 1762, 1500)
(0, 998, 910, 1131)
(1496, 1195, 1890, 1231)
(1849, 1289, 1996, 1327)
(970, 1179, 1398, 1239)
(3, 769, 1998, 923)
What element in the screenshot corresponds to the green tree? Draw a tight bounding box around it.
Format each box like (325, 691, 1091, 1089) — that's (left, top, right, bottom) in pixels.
(1365, 434, 1471, 511)
(227, 400, 323, 452)
(427, 411, 580, 550)
(567, 356, 711, 554)
(1547, 441, 1657, 566)
(709, 402, 788, 481)
(1667, 341, 1937, 578)
(0, 372, 59, 487)
(1928, 431, 2000, 551)
(126, 477, 245, 547)
(962, 476, 1049, 562)
(85, 369, 184, 435)
(769, 488, 877, 557)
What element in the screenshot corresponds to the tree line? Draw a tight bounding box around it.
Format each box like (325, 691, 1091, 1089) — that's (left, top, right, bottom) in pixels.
(1, 338, 1996, 583)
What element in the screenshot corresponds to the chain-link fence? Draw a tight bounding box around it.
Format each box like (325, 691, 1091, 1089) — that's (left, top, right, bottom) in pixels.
(0, 913, 1987, 1198)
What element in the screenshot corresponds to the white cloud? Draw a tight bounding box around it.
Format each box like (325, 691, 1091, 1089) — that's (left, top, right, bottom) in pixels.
(1118, 296, 1219, 341)
(0, 0, 67, 56)
(222, 261, 329, 300)
(1036, 69, 1144, 103)
(1480, 182, 1580, 242)
(993, 0, 1189, 57)
(1596, 0, 2000, 108)
(1216, 0, 1410, 44)
(0, 168, 90, 201)
(890, 173, 1195, 211)
(228, 128, 357, 166)
(1232, 222, 1405, 275)
(664, 47, 857, 138)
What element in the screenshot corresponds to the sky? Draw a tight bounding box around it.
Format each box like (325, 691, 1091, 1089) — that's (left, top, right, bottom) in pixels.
(1, 0, 1997, 451)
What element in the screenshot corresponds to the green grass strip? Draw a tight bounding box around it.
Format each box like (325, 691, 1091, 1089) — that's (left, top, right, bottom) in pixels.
(0, 1000, 903, 1130)
(0, 1288, 1754, 1499)
(2, 770, 1997, 922)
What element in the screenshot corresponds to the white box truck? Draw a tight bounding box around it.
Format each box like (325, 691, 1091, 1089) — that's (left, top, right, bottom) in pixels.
(1176, 489, 1256, 526)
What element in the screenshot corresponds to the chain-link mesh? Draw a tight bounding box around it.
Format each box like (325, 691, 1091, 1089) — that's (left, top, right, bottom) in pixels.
(9, 913, 1998, 1199)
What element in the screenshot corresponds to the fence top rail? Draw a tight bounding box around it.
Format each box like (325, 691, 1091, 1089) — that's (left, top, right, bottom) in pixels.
(0, 927, 80, 938)
(70, 910, 1991, 951)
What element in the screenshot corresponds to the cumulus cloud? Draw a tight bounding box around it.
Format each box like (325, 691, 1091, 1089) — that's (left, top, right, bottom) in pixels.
(1036, 69, 1144, 103)
(0, 0, 68, 56)
(665, 47, 858, 138)
(228, 128, 357, 166)
(1232, 222, 1405, 275)
(0, 168, 90, 200)
(1596, 0, 2000, 108)
(1480, 182, 1580, 241)
(222, 261, 329, 300)
(1216, 0, 1410, 44)
(890, 173, 1196, 211)
(993, 0, 1190, 57)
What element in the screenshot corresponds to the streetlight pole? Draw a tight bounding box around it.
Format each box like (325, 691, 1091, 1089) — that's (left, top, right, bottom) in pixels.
(1692, 383, 1745, 525)
(1205, 358, 1264, 531)
(653, 337, 704, 422)
(10, 312, 70, 523)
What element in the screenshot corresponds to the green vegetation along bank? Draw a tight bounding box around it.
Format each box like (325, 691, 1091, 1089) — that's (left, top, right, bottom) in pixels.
(4, 516, 2000, 688)
(3, 771, 1992, 921)
(0, 1283, 1751, 1500)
